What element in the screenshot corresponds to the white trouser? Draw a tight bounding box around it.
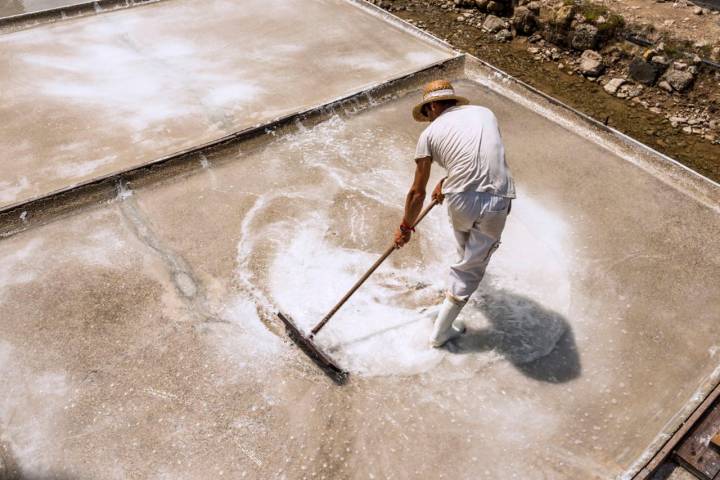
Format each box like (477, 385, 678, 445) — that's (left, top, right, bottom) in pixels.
(445, 191, 510, 302)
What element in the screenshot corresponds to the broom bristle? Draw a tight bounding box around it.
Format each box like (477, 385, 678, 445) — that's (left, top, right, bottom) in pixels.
(277, 312, 348, 385)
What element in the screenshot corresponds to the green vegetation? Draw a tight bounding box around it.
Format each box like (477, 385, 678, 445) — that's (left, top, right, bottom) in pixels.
(661, 37, 710, 59)
(579, 3, 608, 22)
(597, 13, 624, 34)
(557, 0, 625, 32)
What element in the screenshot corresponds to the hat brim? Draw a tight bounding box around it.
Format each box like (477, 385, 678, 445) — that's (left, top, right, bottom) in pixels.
(412, 94, 470, 122)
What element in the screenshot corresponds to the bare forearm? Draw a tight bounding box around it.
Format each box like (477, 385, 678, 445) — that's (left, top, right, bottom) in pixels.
(403, 189, 426, 226)
(395, 157, 431, 248)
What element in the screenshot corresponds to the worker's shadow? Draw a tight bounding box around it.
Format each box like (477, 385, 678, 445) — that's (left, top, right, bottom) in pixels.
(447, 288, 582, 383)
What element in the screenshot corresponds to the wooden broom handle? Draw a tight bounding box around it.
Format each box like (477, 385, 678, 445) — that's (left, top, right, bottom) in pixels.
(310, 199, 439, 337)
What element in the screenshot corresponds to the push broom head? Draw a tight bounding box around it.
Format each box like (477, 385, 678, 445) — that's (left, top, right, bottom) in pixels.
(277, 312, 348, 385)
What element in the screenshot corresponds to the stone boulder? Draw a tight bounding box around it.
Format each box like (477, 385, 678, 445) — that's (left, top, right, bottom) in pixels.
(526, 1, 541, 15)
(617, 83, 643, 99)
(579, 50, 604, 76)
(663, 69, 694, 92)
(553, 4, 575, 26)
(495, 29, 513, 42)
(603, 78, 625, 95)
(649, 55, 670, 71)
(487, 0, 507, 14)
(571, 24, 598, 51)
(658, 80, 673, 93)
(483, 14, 507, 33)
(628, 58, 660, 86)
(511, 6, 539, 35)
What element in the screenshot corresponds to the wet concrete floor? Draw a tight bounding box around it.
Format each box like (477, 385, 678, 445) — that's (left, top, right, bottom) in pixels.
(0, 0, 454, 209)
(1, 79, 718, 479)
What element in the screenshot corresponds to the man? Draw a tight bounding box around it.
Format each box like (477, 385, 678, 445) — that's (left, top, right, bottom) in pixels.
(394, 79, 515, 348)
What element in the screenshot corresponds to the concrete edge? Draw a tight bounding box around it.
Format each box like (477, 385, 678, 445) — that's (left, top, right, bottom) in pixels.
(0, 56, 465, 238)
(461, 57, 719, 212)
(627, 369, 720, 480)
(0, 0, 166, 34)
(344, 0, 459, 54)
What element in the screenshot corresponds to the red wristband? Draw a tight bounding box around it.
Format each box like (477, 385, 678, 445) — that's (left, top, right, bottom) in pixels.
(400, 221, 415, 233)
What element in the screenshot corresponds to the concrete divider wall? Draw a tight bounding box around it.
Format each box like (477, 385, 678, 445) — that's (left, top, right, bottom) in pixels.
(0, 0, 164, 33)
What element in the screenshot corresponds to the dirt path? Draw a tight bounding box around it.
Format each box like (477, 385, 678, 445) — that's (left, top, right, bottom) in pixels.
(381, 0, 720, 182)
(602, 0, 720, 46)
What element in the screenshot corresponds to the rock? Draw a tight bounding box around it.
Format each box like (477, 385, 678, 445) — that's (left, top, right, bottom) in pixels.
(526, 1, 541, 15)
(455, 0, 476, 6)
(670, 115, 688, 124)
(554, 4, 575, 26)
(617, 83, 644, 99)
(658, 80, 673, 92)
(664, 69, 695, 92)
(604, 77, 626, 94)
(672, 61, 688, 71)
(650, 55, 670, 71)
(579, 50, 604, 76)
(682, 126, 692, 134)
(571, 24, 599, 51)
(528, 33, 543, 43)
(511, 6, 539, 35)
(629, 58, 661, 85)
(528, 46, 540, 54)
(693, 6, 702, 14)
(495, 28, 514, 41)
(482, 14, 506, 32)
(475, 0, 490, 10)
(487, 1, 504, 13)
(649, 107, 663, 114)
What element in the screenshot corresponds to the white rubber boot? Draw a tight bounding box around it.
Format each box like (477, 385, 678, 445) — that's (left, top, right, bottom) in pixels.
(429, 297, 466, 348)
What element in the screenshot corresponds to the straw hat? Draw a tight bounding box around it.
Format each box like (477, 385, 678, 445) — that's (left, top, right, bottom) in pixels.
(412, 79, 469, 122)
